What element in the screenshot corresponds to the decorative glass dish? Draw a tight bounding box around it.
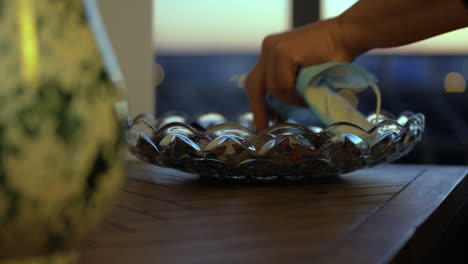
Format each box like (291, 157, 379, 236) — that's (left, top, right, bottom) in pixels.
(126, 112, 424, 182)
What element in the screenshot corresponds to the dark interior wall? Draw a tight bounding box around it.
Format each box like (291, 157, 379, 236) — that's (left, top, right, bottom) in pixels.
(292, 0, 320, 27)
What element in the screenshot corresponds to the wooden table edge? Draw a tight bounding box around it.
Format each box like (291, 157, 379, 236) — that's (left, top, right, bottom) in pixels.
(317, 165, 468, 264)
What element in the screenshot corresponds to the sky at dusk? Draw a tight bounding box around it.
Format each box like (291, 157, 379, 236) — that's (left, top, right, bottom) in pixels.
(154, 0, 468, 54)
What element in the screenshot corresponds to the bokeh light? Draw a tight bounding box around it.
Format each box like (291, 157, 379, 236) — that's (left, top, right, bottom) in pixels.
(444, 72, 466, 93)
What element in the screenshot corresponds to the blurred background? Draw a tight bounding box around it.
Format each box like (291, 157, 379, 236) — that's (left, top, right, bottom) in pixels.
(152, 0, 468, 165)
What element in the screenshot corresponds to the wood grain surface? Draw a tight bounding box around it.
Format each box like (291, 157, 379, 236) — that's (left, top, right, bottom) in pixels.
(79, 161, 468, 264)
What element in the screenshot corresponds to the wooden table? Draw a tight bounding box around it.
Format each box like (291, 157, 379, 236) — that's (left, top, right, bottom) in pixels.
(80, 161, 468, 264)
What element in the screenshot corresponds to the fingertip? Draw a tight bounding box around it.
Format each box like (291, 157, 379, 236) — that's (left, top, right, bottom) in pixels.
(254, 116, 268, 132)
(244, 58, 271, 133)
(250, 102, 269, 132)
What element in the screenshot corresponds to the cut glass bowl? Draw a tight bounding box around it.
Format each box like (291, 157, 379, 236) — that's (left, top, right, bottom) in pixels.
(126, 112, 424, 182)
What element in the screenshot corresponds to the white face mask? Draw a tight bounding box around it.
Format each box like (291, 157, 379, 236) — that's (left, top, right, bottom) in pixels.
(269, 61, 382, 133)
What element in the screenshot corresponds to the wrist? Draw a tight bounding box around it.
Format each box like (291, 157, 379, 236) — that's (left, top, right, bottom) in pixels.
(330, 16, 368, 61)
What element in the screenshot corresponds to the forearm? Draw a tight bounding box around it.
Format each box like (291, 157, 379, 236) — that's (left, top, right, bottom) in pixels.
(336, 0, 468, 58)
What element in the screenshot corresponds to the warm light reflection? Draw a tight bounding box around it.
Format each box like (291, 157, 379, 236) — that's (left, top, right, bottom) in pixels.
(16, 0, 40, 85)
(444, 72, 466, 93)
(229, 74, 247, 88)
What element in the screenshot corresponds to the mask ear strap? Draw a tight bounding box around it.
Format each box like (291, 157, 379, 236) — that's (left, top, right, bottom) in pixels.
(368, 80, 382, 125)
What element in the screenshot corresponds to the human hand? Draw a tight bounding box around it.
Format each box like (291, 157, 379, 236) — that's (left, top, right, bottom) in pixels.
(245, 18, 354, 131)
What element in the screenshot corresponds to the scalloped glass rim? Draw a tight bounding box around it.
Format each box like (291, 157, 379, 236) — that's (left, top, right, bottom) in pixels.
(126, 112, 425, 182)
